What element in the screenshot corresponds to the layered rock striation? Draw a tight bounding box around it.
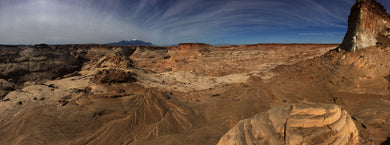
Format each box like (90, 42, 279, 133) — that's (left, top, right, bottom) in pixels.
(0, 44, 82, 84)
(130, 44, 336, 76)
(340, 0, 390, 51)
(217, 102, 359, 145)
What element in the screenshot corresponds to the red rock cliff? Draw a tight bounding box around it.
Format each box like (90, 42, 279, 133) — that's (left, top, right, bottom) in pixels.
(178, 43, 211, 49)
(340, 0, 390, 51)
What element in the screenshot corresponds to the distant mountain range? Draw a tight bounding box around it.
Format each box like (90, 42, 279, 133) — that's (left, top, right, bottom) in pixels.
(108, 39, 153, 46)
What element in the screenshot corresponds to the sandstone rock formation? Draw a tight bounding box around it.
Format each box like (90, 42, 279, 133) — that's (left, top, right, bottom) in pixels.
(0, 79, 14, 99)
(340, 0, 390, 51)
(0, 44, 339, 145)
(0, 44, 85, 101)
(262, 46, 390, 144)
(0, 44, 82, 84)
(2, 41, 390, 144)
(92, 69, 136, 84)
(177, 43, 211, 50)
(217, 102, 359, 145)
(89, 47, 134, 69)
(130, 44, 336, 76)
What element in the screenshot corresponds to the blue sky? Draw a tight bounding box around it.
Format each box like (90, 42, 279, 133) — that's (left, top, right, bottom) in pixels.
(0, 0, 389, 45)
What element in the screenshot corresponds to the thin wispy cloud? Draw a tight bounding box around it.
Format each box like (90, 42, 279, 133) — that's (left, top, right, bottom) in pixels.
(0, 0, 389, 45)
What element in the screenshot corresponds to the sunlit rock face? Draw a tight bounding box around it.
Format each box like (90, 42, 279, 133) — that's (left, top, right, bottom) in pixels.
(340, 0, 390, 51)
(217, 102, 359, 145)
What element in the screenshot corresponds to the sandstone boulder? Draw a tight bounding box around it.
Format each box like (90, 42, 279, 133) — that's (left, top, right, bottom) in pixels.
(217, 102, 359, 145)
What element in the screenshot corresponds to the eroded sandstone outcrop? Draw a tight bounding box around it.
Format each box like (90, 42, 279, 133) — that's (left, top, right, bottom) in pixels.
(92, 69, 136, 84)
(340, 0, 390, 51)
(0, 45, 85, 100)
(178, 43, 211, 50)
(0, 44, 82, 84)
(217, 102, 359, 145)
(84, 47, 135, 70)
(130, 44, 335, 76)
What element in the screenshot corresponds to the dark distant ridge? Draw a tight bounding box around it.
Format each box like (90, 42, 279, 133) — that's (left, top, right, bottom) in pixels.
(108, 39, 153, 46)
